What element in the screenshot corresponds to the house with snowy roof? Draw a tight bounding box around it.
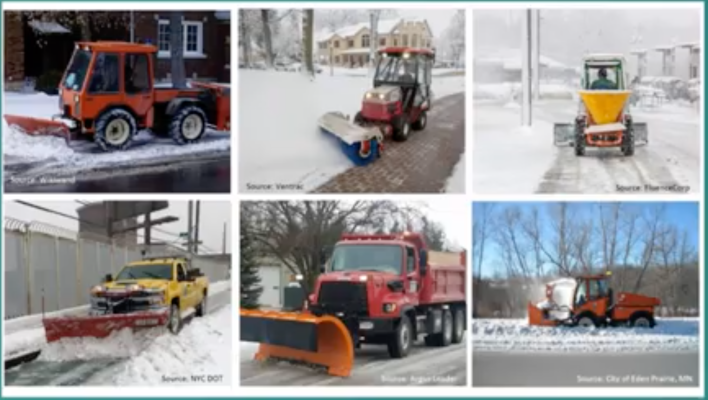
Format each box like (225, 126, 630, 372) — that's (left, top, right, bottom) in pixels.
(316, 18, 433, 68)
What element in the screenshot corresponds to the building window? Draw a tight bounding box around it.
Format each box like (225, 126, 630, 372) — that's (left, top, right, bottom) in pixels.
(334, 40, 339, 48)
(157, 20, 205, 58)
(379, 37, 386, 46)
(348, 39, 354, 47)
(402, 35, 408, 47)
(412, 35, 418, 47)
(361, 34, 370, 48)
(393, 38, 398, 46)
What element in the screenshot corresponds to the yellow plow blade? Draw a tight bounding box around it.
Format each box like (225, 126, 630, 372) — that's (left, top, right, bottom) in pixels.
(579, 90, 631, 125)
(240, 309, 354, 377)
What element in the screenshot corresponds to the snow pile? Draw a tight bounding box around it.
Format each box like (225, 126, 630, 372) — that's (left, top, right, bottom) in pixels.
(473, 83, 574, 102)
(473, 318, 699, 353)
(443, 153, 465, 193)
(239, 70, 465, 192)
(90, 304, 232, 386)
(3, 92, 230, 172)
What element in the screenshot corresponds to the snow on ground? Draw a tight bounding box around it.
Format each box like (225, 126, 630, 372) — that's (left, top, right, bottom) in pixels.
(4, 279, 231, 360)
(239, 70, 465, 192)
(472, 105, 556, 194)
(320, 67, 463, 78)
(444, 153, 465, 193)
(474, 82, 575, 102)
(2, 92, 230, 173)
(473, 318, 699, 353)
(85, 303, 232, 386)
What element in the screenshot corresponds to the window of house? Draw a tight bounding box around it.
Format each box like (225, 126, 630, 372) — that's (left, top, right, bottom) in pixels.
(361, 34, 370, 48)
(379, 37, 386, 46)
(348, 39, 354, 47)
(124, 53, 151, 94)
(157, 20, 204, 58)
(334, 41, 339, 48)
(393, 38, 398, 46)
(402, 35, 408, 47)
(412, 35, 418, 48)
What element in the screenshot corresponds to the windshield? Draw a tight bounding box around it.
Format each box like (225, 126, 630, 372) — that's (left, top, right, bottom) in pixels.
(586, 64, 620, 90)
(330, 244, 403, 275)
(115, 264, 173, 281)
(63, 49, 92, 91)
(375, 55, 418, 83)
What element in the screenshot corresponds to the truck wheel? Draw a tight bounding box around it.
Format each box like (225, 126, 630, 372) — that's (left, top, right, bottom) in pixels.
(621, 130, 635, 156)
(387, 315, 412, 358)
(630, 314, 655, 328)
(169, 105, 207, 145)
(95, 109, 137, 151)
(167, 303, 182, 334)
(451, 308, 465, 344)
(576, 315, 596, 328)
(392, 115, 410, 142)
(411, 110, 427, 131)
(425, 309, 453, 347)
(196, 293, 207, 317)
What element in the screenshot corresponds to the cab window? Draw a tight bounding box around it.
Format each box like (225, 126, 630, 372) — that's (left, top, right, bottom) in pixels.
(88, 52, 120, 94)
(176, 263, 187, 281)
(574, 281, 587, 306)
(588, 280, 600, 300)
(406, 246, 415, 273)
(125, 53, 151, 94)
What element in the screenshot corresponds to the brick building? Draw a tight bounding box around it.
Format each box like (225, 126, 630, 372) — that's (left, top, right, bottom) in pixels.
(4, 10, 230, 91)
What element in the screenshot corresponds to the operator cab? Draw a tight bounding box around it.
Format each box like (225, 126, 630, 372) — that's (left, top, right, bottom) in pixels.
(373, 49, 434, 109)
(582, 55, 627, 91)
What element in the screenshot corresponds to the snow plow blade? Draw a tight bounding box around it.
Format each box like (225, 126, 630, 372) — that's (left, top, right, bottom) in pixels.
(240, 308, 354, 377)
(527, 302, 560, 327)
(553, 123, 575, 146)
(578, 90, 631, 125)
(633, 122, 648, 145)
(42, 310, 169, 343)
(3, 114, 70, 139)
(318, 112, 381, 167)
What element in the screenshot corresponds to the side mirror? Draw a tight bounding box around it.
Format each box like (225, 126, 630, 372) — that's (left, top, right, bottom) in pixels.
(103, 274, 113, 283)
(419, 250, 428, 276)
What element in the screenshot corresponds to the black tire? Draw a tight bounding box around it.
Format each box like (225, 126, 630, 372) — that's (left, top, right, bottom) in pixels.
(621, 127, 635, 156)
(451, 307, 465, 344)
(425, 309, 453, 347)
(411, 110, 427, 131)
(195, 292, 207, 317)
(574, 124, 585, 156)
(629, 313, 655, 328)
(387, 314, 413, 358)
(94, 109, 137, 151)
(169, 105, 207, 145)
(354, 111, 366, 125)
(576, 314, 597, 328)
(392, 115, 411, 142)
(167, 303, 182, 334)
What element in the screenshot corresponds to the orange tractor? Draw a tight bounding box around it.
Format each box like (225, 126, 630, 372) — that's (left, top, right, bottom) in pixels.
(3, 41, 230, 151)
(528, 272, 661, 328)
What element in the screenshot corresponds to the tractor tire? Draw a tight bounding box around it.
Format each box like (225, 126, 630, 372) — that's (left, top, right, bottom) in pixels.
(94, 109, 137, 151)
(388, 314, 413, 358)
(195, 292, 207, 317)
(621, 128, 635, 156)
(167, 303, 182, 335)
(425, 308, 453, 347)
(574, 124, 585, 156)
(411, 110, 428, 131)
(629, 313, 655, 328)
(451, 307, 465, 344)
(169, 105, 207, 145)
(392, 115, 411, 142)
(576, 315, 597, 328)
(354, 111, 366, 125)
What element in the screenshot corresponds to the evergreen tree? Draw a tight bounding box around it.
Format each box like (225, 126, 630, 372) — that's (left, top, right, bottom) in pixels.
(240, 220, 263, 309)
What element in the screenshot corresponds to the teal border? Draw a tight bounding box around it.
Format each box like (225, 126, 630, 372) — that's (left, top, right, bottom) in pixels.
(0, 1, 705, 399)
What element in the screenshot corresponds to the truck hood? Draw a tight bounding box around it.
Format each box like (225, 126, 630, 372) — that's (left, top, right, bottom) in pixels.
(104, 279, 169, 290)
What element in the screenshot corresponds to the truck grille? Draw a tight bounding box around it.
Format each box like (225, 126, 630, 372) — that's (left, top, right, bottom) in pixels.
(317, 282, 368, 314)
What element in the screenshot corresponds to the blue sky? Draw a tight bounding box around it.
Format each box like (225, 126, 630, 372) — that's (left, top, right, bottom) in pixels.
(472, 201, 699, 278)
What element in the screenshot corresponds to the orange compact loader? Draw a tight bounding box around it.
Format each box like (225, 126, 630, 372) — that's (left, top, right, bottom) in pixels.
(4, 41, 230, 152)
(528, 272, 661, 328)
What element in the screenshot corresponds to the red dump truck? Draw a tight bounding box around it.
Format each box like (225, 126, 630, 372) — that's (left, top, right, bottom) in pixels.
(240, 232, 467, 377)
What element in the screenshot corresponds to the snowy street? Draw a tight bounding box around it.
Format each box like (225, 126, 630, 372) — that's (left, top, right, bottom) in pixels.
(240, 337, 466, 386)
(473, 97, 700, 195)
(238, 69, 465, 194)
(3, 92, 231, 193)
(5, 281, 231, 386)
(472, 318, 699, 387)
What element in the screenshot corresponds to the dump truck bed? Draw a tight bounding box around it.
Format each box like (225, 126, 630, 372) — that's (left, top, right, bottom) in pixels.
(419, 251, 466, 305)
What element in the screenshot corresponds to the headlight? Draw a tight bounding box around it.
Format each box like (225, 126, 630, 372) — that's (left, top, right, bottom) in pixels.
(365, 92, 373, 99)
(359, 275, 368, 282)
(126, 284, 143, 292)
(90, 285, 105, 294)
(377, 93, 385, 100)
(383, 303, 397, 313)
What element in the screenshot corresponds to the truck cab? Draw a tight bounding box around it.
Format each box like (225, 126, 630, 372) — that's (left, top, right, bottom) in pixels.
(308, 232, 466, 358)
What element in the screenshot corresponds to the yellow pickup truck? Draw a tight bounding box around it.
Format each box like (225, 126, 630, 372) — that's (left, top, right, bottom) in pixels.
(90, 256, 209, 334)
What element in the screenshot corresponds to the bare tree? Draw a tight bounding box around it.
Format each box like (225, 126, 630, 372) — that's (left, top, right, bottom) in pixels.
(632, 204, 665, 292)
(301, 9, 315, 78)
(169, 12, 186, 88)
(368, 10, 381, 74)
(260, 10, 275, 68)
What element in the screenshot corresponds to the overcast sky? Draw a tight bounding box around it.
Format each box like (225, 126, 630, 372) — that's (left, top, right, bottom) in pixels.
(4, 200, 232, 254)
(401, 200, 469, 253)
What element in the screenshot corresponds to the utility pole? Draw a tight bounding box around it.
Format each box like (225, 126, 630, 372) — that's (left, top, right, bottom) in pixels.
(532, 10, 540, 101)
(521, 9, 532, 126)
(130, 11, 135, 42)
(187, 201, 193, 255)
(222, 222, 227, 254)
(144, 212, 151, 253)
(194, 201, 201, 254)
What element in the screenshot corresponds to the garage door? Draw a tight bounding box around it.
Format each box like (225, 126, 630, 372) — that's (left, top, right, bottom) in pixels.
(258, 266, 282, 309)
